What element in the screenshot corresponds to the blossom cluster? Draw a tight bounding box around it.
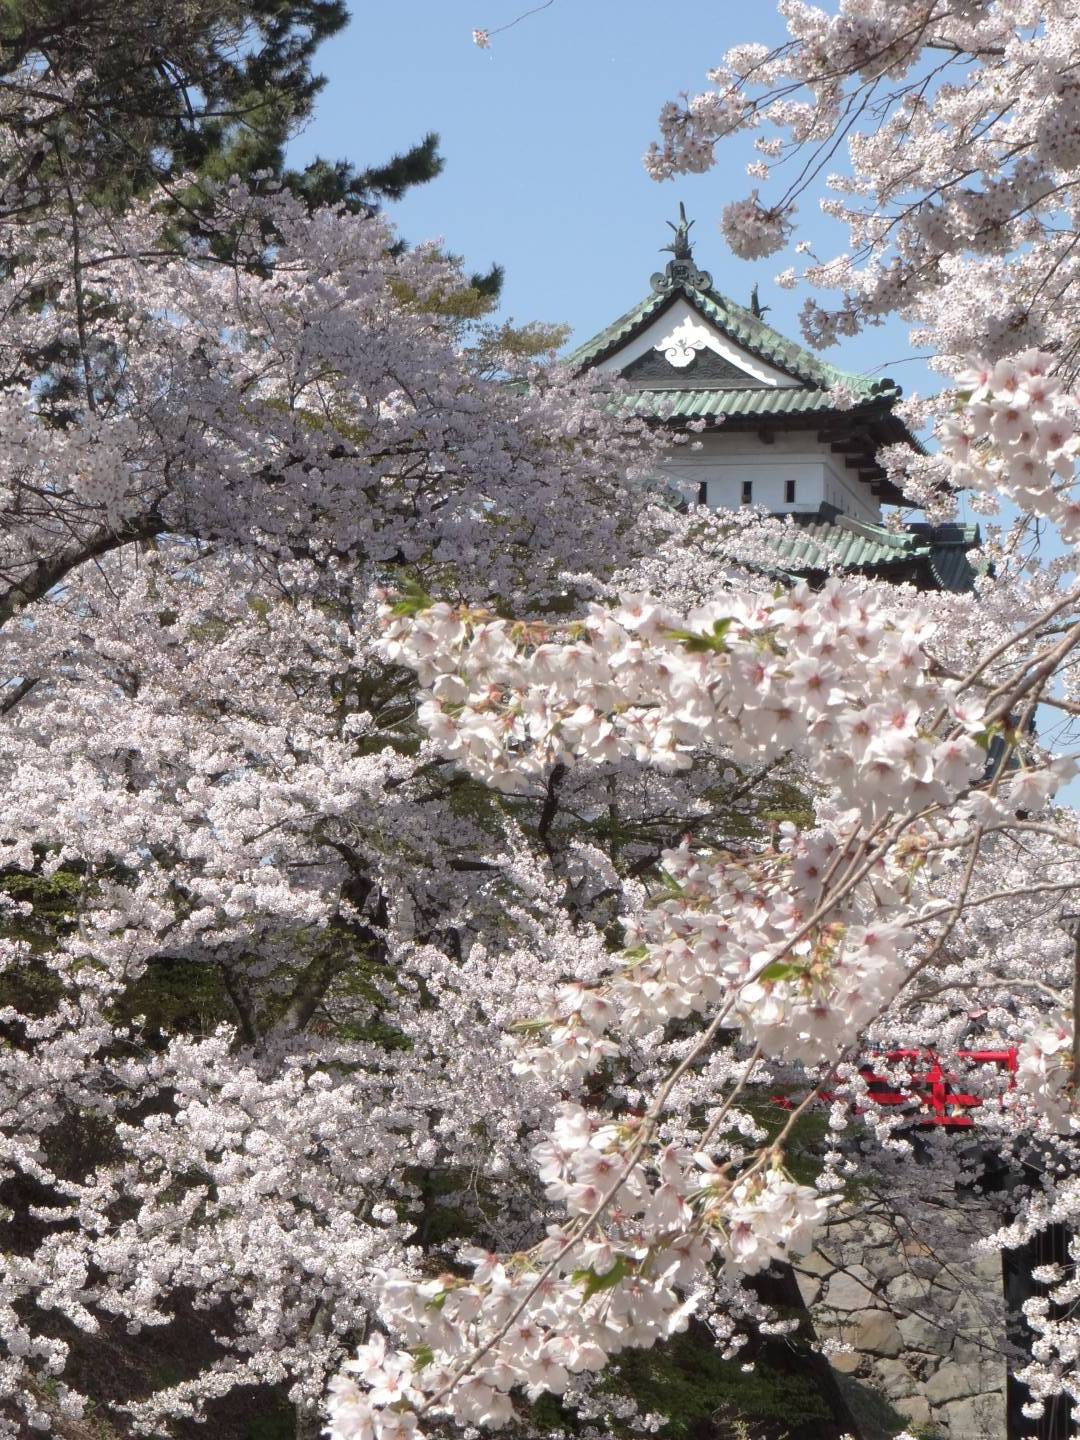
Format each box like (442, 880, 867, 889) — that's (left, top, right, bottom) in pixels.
(940, 352, 1080, 546)
(325, 1113, 829, 1440)
(359, 555, 1080, 1438)
(647, 0, 1080, 359)
(719, 191, 796, 261)
(513, 836, 916, 1082)
(1014, 1021, 1077, 1133)
(359, 426, 1080, 1433)
(380, 581, 987, 821)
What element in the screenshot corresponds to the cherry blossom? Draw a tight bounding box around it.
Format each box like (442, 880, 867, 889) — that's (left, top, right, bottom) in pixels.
(1, 12, 1080, 1436)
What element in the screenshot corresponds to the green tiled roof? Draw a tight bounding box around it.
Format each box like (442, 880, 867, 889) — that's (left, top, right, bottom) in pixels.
(566, 275, 895, 407)
(765, 516, 981, 593)
(613, 386, 878, 421)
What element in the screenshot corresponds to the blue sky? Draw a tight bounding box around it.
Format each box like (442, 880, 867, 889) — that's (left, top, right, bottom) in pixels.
(287, 0, 922, 390)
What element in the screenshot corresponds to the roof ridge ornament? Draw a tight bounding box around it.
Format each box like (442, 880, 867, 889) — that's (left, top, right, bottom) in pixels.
(651, 202, 713, 294)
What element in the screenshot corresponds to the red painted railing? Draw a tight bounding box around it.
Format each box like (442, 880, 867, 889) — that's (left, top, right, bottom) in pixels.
(857, 1047, 1018, 1127)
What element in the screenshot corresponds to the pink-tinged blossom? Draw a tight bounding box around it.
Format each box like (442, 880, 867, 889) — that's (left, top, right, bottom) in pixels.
(1, 23, 1079, 1438)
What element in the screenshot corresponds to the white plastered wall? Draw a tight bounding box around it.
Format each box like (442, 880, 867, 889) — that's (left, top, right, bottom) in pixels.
(658, 430, 882, 524)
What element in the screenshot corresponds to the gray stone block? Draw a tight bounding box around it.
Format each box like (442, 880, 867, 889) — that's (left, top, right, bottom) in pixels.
(822, 1266, 879, 1310)
(829, 1348, 862, 1374)
(886, 1271, 933, 1306)
(898, 1312, 951, 1352)
(870, 1358, 919, 1398)
(796, 1248, 835, 1277)
(856, 1310, 903, 1357)
(926, 1363, 979, 1403)
(937, 1392, 1005, 1438)
(895, 1395, 933, 1427)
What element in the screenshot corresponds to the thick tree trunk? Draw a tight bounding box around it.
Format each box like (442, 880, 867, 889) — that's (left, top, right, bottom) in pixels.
(295, 1404, 323, 1440)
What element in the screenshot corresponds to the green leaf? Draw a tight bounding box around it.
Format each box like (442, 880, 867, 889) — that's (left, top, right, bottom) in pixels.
(508, 1017, 553, 1035)
(573, 1255, 631, 1299)
(666, 618, 733, 654)
(390, 578, 434, 618)
(759, 961, 804, 983)
(972, 725, 1000, 752)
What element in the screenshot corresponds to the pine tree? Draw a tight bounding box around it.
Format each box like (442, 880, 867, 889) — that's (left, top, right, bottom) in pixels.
(0, 1, 444, 219)
(0, 2, 508, 416)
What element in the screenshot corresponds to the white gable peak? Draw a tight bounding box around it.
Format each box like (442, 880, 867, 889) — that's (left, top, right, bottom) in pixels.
(593, 296, 799, 388)
(654, 316, 718, 368)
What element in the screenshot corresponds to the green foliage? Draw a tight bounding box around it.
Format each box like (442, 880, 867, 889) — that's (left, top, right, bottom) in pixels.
(113, 959, 235, 1038)
(0, 864, 83, 930)
(757, 778, 815, 829)
(525, 1391, 571, 1434)
(387, 274, 501, 321)
(572, 1255, 632, 1297)
(0, 3, 327, 198)
(472, 319, 572, 369)
(404, 1164, 488, 1248)
(669, 618, 734, 653)
(740, 1094, 831, 1189)
(389, 579, 434, 618)
(41, 1106, 121, 1183)
(333, 987, 413, 1051)
(608, 1326, 832, 1438)
(0, 867, 81, 1014)
(242, 1403, 298, 1440)
(0, 1, 440, 224)
(287, 132, 445, 213)
(758, 961, 805, 983)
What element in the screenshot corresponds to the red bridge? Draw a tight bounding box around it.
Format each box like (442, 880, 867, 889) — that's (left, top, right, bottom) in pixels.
(858, 1046, 1019, 1127)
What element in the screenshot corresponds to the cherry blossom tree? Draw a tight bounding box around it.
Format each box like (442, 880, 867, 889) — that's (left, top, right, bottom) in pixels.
(645, 0, 1080, 365)
(317, 5, 1080, 1437)
(340, 491, 1080, 1435)
(7, 5, 1080, 1438)
(0, 112, 671, 1432)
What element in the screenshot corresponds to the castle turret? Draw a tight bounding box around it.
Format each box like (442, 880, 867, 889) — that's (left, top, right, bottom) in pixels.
(569, 213, 981, 590)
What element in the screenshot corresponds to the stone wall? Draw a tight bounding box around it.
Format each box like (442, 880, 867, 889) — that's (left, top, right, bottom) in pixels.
(795, 1203, 1008, 1439)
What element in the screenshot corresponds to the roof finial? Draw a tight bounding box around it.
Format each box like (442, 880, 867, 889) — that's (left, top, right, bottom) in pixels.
(750, 283, 770, 320)
(651, 203, 712, 294)
(663, 202, 695, 262)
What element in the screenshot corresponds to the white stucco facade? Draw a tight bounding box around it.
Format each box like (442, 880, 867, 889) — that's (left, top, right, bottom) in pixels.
(590, 296, 884, 525)
(657, 429, 883, 525)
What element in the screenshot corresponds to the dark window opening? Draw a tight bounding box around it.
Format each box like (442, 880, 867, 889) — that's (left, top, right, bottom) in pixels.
(741, 480, 753, 506)
(785, 479, 797, 504)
